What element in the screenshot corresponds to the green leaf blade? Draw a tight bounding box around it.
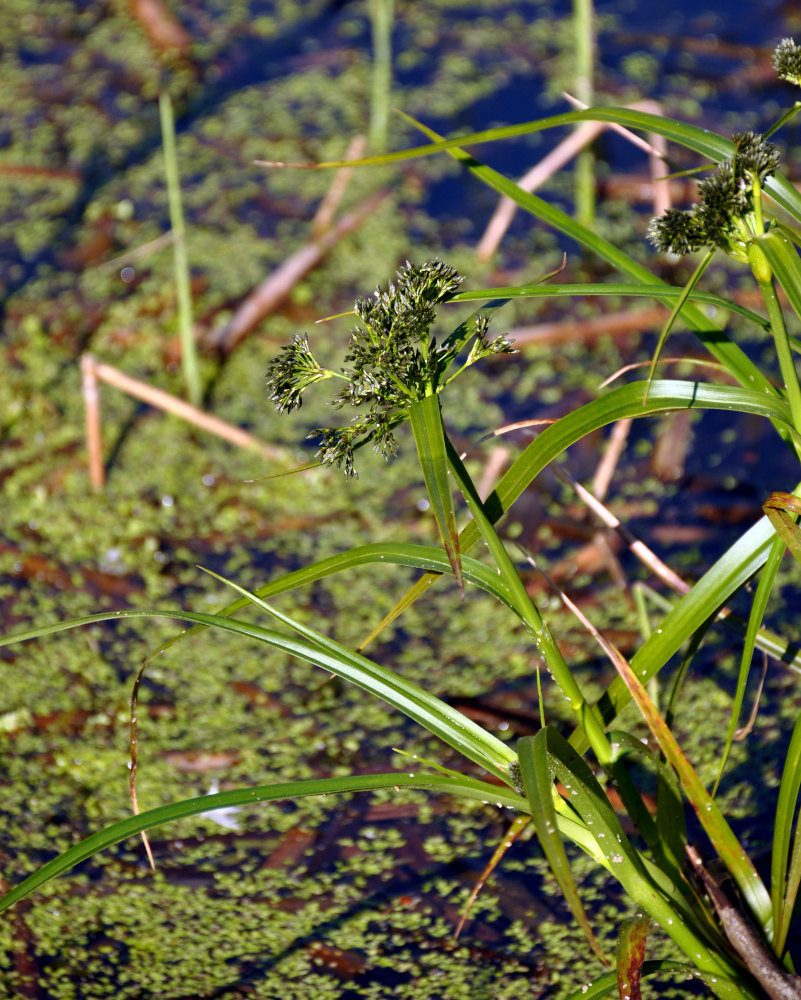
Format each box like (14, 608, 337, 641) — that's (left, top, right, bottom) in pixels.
(0, 772, 524, 914)
(772, 709, 801, 954)
(408, 394, 463, 593)
(518, 732, 607, 965)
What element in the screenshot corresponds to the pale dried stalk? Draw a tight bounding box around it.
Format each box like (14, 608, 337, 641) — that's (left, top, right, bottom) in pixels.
(592, 417, 632, 502)
(477, 445, 510, 501)
(98, 231, 174, 271)
(564, 95, 671, 218)
(204, 187, 390, 353)
(128, 0, 192, 52)
(555, 464, 690, 595)
(505, 306, 667, 348)
(476, 120, 604, 261)
(81, 354, 105, 490)
(477, 99, 669, 261)
(80, 353, 283, 489)
(312, 135, 367, 236)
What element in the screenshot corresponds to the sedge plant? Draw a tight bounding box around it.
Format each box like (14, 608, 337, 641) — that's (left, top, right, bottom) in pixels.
(6, 35, 801, 1000)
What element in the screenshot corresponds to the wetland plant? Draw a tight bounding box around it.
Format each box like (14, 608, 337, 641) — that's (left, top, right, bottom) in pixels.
(6, 36, 801, 1000)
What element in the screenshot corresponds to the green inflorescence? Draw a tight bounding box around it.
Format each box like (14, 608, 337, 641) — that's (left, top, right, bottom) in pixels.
(265, 260, 514, 477)
(647, 130, 780, 261)
(773, 37, 801, 88)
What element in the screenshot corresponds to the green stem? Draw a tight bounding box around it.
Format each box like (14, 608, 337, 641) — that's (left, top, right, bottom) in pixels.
(367, 0, 394, 153)
(756, 270, 801, 443)
(753, 176, 765, 236)
(159, 91, 201, 407)
(573, 0, 595, 226)
(444, 439, 613, 764)
(765, 100, 801, 140)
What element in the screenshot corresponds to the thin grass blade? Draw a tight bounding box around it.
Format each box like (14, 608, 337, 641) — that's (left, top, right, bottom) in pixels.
(713, 534, 785, 796)
(0, 540, 520, 652)
(466, 378, 793, 577)
(772, 709, 801, 954)
(518, 731, 608, 965)
(644, 251, 714, 402)
(0, 771, 524, 914)
(0, 603, 516, 778)
(541, 728, 746, 991)
(448, 282, 769, 331)
(445, 440, 612, 759)
(408, 394, 463, 593)
(262, 107, 733, 171)
(153, 541, 518, 660)
(199, 570, 518, 776)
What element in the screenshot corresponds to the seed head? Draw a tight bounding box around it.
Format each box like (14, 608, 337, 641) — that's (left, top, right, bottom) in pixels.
(648, 132, 780, 260)
(774, 37, 801, 87)
(266, 260, 510, 477)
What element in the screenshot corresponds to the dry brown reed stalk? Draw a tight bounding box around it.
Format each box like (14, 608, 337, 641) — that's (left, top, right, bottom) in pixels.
(476, 446, 510, 501)
(592, 417, 632, 501)
(311, 135, 367, 236)
(128, 0, 192, 53)
(206, 135, 388, 355)
(475, 120, 605, 261)
(476, 98, 670, 261)
(98, 232, 175, 272)
(80, 354, 104, 490)
(80, 353, 283, 489)
(506, 305, 668, 348)
(203, 187, 390, 353)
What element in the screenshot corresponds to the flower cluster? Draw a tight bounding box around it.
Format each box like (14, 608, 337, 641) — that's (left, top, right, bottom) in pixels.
(773, 37, 801, 87)
(265, 260, 514, 477)
(648, 131, 780, 260)
(264, 334, 337, 414)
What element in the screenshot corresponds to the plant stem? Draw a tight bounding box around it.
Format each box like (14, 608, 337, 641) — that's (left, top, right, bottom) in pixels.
(368, 0, 394, 153)
(444, 438, 613, 763)
(757, 273, 801, 445)
(159, 91, 201, 408)
(573, 0, 595, 226)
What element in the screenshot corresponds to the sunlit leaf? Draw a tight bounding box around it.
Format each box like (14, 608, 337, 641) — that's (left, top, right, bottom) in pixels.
(448, 282, 769, 332)
(591, 632, 773, 933)
(408, 394, 463, 594)
(518, 732, 608, 965)
(644, 251, 714, 403)
(713, 534, 785, 796)
(0, 771, 524, 914)
(541, 728, 745, 989)
(0, 602, 516, 779)
(200, 569, 517, 777)
(772, 709, 801, 954)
